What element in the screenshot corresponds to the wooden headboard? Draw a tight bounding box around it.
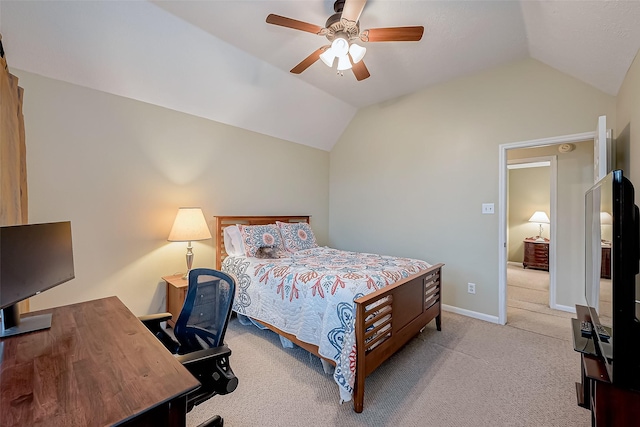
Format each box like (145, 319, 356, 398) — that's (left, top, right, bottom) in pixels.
(214, 215, 310, 270)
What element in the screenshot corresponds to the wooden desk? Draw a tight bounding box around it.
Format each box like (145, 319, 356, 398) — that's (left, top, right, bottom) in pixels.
(0, 297, 199, 427)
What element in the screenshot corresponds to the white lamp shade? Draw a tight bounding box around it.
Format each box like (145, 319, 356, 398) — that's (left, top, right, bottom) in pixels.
(600, 211, 613, 225)
(349, 43, 366, 63)
(337, 55, 352, 71)
(168, 207, 212, 242)
(320, 48, 336, 67)
(528, 211, 550, 224)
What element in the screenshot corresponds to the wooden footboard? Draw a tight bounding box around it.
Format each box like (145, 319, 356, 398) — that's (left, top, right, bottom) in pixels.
(353, 263, 443, 412)
(250, 262, 443, 413)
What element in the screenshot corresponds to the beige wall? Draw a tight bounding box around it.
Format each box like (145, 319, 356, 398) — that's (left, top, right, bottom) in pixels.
(16, 70, 330, 316)
(16, 48, 640, 320)
(507, 166, 550, 262)
(616, 48, 640, 306)
(617, 48, 640, 187)
(329, 58, 616, 318)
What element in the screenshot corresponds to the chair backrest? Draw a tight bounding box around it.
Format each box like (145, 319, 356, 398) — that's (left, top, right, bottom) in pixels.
(174, 268, 235, 354)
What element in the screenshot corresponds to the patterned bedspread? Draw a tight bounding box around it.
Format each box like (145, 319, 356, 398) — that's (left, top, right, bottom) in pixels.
(221, 246, 430, 402)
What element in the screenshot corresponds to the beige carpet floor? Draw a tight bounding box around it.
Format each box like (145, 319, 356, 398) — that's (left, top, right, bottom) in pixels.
(507, 262, 574, 341)
(185, 269, 588, 427)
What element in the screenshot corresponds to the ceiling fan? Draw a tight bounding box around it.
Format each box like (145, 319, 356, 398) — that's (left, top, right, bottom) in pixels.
(266, 0, 424, 81)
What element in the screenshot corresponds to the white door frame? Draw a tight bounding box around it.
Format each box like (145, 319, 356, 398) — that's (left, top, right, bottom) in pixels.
(498, 131, 596, 325)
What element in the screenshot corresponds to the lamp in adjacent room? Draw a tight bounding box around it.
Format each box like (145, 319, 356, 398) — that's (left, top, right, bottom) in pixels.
(600, 211, 613, 225)
(168, 207, 212, 278)
(528, 211, 550, 242)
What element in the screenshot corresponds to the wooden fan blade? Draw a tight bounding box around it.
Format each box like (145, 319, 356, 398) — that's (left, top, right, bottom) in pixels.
(360, 26, 424, 42)
(351, 60, 370, 81)
(266, 14, 323, 35)
(290, 46, 329, 74)
(341, 0, 367, 24)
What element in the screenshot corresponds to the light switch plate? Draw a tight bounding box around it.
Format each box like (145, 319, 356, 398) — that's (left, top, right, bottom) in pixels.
(482, 203, 495, 214)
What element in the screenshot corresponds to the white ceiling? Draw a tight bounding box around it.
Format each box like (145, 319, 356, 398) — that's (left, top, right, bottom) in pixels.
(2, 1, 640, 151)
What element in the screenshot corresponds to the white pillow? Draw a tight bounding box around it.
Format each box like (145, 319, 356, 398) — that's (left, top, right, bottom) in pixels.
(223, 225, 245, 256)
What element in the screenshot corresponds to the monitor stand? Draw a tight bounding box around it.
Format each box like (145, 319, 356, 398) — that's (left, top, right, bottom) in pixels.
(0, 304, 52, 338)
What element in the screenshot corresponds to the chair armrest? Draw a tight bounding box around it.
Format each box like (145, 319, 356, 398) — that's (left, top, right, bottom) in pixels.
(177, 345, 238, 396)
(138, 312, 172, 324)
(139, 313, 172, 333)
(139, 313, 180, 353)
(176, 345, 231, 366)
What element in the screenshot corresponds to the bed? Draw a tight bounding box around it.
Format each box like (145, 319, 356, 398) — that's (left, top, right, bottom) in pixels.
(214, 215, 443, 413)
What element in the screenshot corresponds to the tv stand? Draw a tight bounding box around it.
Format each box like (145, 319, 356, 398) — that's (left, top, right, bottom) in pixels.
(573, 305, 640, 426)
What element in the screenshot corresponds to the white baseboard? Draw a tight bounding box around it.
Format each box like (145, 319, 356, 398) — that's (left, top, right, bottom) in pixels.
(442, 304, 501, 324)
(442, 302, 576, 324)
(551, 303, 576, 313)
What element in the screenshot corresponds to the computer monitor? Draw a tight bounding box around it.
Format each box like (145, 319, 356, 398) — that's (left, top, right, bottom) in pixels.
(0, 221, 75, 337)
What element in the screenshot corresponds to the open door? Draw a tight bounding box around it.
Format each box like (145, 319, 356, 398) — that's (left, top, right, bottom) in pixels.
(594, 115, 613, 183)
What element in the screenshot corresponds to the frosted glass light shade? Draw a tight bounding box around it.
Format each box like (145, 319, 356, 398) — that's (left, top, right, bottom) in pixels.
(331, 37, 349, 56)
(349, 43, 366, 63)
(168, 207, 212, 242)
(320, 48, 336, 67)
(337, 55, 352, 71)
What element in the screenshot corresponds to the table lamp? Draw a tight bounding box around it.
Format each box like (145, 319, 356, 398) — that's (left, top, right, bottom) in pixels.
(528, 211, 550, 242)
(168, 207, 212, 278)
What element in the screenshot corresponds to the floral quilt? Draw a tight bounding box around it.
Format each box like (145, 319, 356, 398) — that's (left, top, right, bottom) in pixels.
(221, 246, 430, 402)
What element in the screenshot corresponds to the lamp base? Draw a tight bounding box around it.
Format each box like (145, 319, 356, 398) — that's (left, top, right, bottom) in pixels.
(183, 241, 194, 280)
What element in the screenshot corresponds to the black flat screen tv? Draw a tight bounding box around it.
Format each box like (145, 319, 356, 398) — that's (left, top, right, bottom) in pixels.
(0, 221, 75, 338)
(585, 170, 640, 390)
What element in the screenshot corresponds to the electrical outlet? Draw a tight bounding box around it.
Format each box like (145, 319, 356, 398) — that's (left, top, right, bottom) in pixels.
(467, 283, 476, 294)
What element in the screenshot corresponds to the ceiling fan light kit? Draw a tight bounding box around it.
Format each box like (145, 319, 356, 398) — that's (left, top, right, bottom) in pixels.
(266, 0, 423, 81)
(319, 35, 366, 73)
(348, 43, 366, 63)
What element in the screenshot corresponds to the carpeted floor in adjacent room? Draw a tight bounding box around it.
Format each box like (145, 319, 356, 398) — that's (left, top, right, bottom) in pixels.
(507, 261, 575, 341)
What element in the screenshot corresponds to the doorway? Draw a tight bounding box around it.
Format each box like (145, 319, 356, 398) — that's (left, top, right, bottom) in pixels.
(506, 158, 554, 327)
(498, 131, 596, 325)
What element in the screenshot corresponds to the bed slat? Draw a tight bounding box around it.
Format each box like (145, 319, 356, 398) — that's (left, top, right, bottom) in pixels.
(364, 306, 392, 329)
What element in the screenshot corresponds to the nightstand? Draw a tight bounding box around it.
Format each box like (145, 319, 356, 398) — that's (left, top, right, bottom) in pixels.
(523, 238, 549, 271)
(163, 274, 188, 328)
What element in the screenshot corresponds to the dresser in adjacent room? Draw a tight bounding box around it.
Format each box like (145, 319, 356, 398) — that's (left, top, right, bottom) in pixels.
(523, 238, 549, 271)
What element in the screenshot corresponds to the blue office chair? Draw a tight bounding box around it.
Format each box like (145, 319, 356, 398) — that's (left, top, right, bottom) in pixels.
(141, 268, 238, 427)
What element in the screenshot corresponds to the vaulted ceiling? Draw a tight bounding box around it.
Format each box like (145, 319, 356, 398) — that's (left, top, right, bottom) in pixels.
(2, 1, 640, 151)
